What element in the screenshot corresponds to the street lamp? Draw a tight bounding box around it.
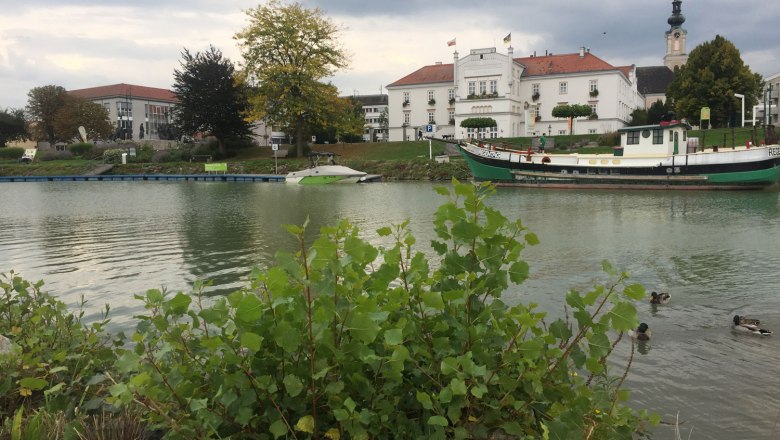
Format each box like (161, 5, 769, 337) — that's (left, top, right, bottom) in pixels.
(734, 93, 745, 127)
(547, 124, 551, 136)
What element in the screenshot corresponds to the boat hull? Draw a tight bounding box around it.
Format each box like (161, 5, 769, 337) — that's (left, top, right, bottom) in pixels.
(285, 165, 367, 185)
(457, 142, 780, 190)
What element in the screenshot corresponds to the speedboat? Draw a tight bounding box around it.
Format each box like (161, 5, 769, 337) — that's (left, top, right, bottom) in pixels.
(285, 151, 367, 184)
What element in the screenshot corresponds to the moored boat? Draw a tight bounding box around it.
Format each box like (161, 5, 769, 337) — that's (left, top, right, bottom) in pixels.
(455, 122, 780, 190)
(285, 151, 368, 184)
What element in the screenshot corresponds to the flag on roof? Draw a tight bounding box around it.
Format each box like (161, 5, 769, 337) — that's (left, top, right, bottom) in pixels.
(503, 33, 511, 44)
(447, 38, 456, 47)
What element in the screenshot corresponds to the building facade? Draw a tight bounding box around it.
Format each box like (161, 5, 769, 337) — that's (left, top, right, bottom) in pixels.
(755, 72, 779, 126)
(68, 83, 178, 141)
(386, 48, 644, 141)
(352, 94, 389, 142)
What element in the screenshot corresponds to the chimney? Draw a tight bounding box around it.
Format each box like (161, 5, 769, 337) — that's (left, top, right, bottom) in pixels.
(435, 61, 442, 65)
(579, 46, 585, 57)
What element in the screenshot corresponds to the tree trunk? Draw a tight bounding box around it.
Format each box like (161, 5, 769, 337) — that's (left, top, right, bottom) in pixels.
(218, 138, 226, 156)
(295, 115, 305, 157)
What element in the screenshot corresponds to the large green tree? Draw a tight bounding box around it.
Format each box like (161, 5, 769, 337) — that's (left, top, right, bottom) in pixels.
(52, 96, 113, 142)
(26, 85, 67, 142)
(310, 94, 364, 144)
(666, 35, 762, 128)
(172, 46, 252, 155)
(235, 0, 349, 157)
(0, 108, 28, 147)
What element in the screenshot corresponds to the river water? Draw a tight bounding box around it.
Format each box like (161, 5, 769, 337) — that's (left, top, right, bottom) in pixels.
(1, 181, 780, 438)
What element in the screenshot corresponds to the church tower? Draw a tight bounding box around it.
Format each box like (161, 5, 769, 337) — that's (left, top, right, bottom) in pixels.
(664, 0, 688, 70)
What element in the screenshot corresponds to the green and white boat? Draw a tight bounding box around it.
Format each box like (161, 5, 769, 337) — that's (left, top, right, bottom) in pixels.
(456, 121, 780, 190)
(285, 151, 367, 185)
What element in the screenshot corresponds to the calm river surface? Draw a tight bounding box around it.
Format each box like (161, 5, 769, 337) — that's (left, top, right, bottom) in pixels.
(2, 181, 780, 438)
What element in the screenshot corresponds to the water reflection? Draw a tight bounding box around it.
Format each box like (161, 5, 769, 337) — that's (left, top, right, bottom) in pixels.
(1, 182, 779, 438)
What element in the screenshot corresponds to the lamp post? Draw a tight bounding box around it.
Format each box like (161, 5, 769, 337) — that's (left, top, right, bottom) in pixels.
(734, 93, 745, 127)
(547, 124, 551, 136)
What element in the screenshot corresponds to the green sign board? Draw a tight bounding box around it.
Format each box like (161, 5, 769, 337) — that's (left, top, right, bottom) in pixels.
(700, 107, 711, 121)
(204, 163, 227, 173)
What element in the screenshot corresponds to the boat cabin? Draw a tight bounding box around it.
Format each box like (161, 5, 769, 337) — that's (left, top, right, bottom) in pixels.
(617, 122, 691, 156)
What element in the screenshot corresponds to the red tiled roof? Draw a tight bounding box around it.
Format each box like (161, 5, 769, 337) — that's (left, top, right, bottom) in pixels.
(387, 63, 454, 87)
(516, 53, 617, 76)
(388, 52, 624, 87)
(68, 83, 178, 103)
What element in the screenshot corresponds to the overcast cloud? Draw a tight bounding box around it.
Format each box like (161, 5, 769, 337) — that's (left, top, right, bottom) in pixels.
(2, 0, 779, 110)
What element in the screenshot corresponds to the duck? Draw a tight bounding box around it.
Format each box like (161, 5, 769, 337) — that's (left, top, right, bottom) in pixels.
(628, 322, 651, 341)
(732, 315, 772, 335)
(650, 291, 671, 305)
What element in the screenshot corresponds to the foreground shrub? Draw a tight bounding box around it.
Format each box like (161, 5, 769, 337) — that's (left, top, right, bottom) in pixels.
(103, 149, 125, 164)
(0, 147, 24, 160)
(110, 180, 655, 439)
(0, 274, 122, 420)
(38, 150, 74, 161)
(67, 142, 94, 157)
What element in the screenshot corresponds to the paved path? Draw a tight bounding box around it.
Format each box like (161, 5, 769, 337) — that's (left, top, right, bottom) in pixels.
(83, 164, 114, 176)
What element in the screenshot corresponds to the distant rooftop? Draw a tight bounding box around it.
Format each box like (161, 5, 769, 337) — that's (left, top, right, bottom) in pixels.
(68, 83, 178, 103)
(349, 94, 388, 106)
(387, 52, 628, 87)
(636, 66, 675, 95)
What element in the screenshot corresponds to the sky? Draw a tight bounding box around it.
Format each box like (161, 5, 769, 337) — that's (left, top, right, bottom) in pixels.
(2, 0, 780, 110)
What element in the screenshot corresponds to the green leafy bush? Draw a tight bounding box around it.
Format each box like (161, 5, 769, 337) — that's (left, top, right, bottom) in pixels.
(67, 143, 94, 157)
(38, 150, 74, 161)
(110, 180, 654, 439)
(0, 273, 122, 420)
(599, 131, 621, 147)
(129, 145, 155, 163)
(0, 147, 24, 160)
(102, 149, 125, 164)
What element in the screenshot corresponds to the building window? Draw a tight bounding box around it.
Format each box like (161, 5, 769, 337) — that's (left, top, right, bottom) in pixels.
(652, 129, 664, 144)
(448, 88, 455, 101)
(147, 104, 170, 137)
(403, 113, 410, 125)
(589, 80, 598, 92)
(489, 80, 497, 94)
(588, 129, 597, 134)
(590, 104, 597, 115)
(532, 83, 540, 95)
(117, 101, 132, 118)
(479, 81, 487, 95)
(559, 82, 568, 94)
(428, 112, 435, 123)
(403, 92, 410, 103)
(428, 90, 435, 102)
(558, 129, 567, 135)
(468, 82, 476, 96)
(448, 110, 454, 123)
(627, 131, 640, 145)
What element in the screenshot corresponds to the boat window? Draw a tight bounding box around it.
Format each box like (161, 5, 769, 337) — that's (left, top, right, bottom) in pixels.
(652, 129, 664, 144)
(641, 129, 651, 138)
(627, 131, 640, 145)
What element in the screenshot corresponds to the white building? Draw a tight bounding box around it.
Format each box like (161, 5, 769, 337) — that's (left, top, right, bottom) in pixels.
(352, 94, 389, 142)
(68, 83, 178, 141)
(755, 72, 779, 126)
(386, 47, 644, 141)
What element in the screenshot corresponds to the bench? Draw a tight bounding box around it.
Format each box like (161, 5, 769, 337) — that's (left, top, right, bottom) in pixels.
(191, 155, 212, 163)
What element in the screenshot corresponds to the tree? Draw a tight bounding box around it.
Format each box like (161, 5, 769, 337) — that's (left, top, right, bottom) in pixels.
(26, 85, 67, 142)
(235, 0, 349, 157)
(551, 104, 591, 135)
(0, 108, 28, 147)
(172, 46, 252, 156)
(460, 117, 497, 128)
(52, 96, 113, 142)
(629, 99, 675, 126)
(666, 35, 763, 128)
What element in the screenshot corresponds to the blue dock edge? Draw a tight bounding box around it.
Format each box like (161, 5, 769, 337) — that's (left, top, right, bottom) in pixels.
(0, 174, 287, 183)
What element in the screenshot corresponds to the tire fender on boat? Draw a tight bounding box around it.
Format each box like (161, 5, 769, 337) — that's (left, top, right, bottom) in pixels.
(541, 156, 551, 164)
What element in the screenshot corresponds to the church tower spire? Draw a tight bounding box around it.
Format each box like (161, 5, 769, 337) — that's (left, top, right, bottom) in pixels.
(664, 0, 688, 70)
